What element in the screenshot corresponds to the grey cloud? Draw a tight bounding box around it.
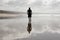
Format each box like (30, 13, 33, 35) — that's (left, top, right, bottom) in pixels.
(31, 1, 42, 7)
(51, 2, 60, 9)
(0, 0, 60, 13)
(7, 0, 27, 7)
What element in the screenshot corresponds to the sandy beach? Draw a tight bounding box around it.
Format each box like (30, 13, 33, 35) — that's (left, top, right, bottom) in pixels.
(0, 13, 60, 40)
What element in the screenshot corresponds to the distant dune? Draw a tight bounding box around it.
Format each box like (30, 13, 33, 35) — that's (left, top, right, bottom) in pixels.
(0, 10, 24, 19)
(0, 10, 27, 14)
(0, 10, 20, 14)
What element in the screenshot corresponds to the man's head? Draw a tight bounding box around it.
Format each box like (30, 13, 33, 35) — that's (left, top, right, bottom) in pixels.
(29, 7, 31, 10)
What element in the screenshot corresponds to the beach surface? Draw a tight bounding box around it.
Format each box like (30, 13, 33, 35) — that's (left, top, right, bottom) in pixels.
(0, 13, 60, 40)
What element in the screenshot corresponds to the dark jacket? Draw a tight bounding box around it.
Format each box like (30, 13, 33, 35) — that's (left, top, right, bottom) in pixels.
(27, 8, 32, 18)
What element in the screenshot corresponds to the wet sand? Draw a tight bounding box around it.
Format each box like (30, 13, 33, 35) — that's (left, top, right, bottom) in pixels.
(0, 13, 22, 19)
(0, 14, 60, 40)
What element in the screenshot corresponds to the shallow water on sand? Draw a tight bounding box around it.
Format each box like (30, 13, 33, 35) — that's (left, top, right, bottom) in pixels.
(0, 14, 60, 40)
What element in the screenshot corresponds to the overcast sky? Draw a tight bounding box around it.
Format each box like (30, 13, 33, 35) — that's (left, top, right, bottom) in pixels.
(0, 0, 60, 13)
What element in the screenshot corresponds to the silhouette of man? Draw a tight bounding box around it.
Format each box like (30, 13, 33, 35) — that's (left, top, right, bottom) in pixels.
(27, 7, 32, 18)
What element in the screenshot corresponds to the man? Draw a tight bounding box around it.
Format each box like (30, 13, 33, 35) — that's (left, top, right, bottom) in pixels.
(27, 7, 32, 18)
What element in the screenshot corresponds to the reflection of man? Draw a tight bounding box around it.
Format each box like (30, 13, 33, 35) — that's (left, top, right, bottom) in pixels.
(27, 18, 32, 34)
(27, 22, 32, 34)
(27, 7, 32, 18)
